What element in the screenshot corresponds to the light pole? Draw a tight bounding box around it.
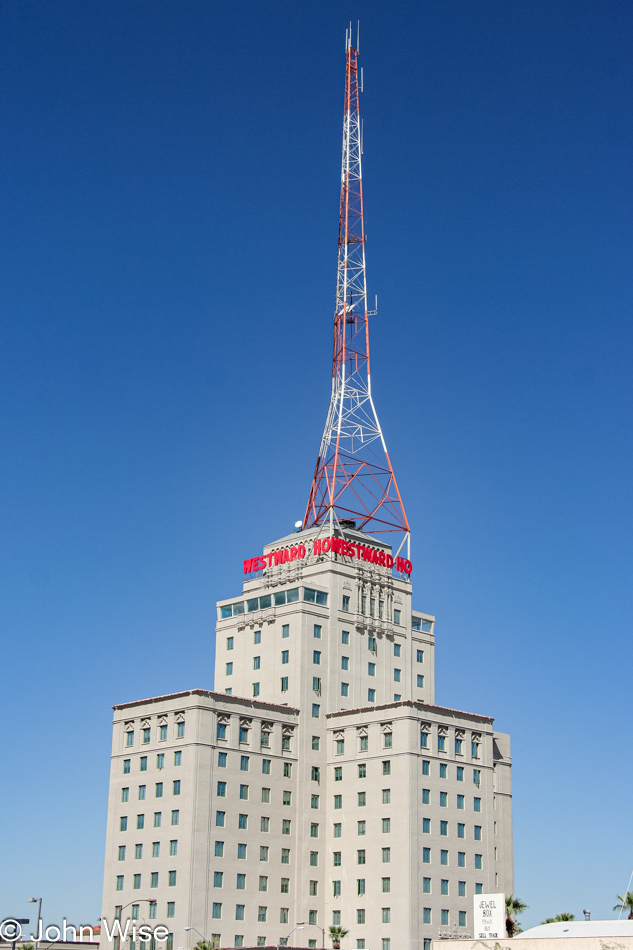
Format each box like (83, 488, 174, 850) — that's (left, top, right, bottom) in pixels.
(27, 898, 42, 949)
(184, 925, 207, 948)
(278, 923, 305, 950)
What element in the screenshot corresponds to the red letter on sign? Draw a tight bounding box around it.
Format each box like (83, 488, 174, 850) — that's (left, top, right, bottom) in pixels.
(298, 544, 306, 559)
(243, 559, 253, 574)
(378, 550, 386, 567)
(313, 540, 321, 555)
(290, 546, 298, 561)
(403, 559, 413, 575)
(386, 555, 394, 569)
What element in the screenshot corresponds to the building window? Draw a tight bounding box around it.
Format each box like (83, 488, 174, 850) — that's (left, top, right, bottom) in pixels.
(281, 650, 289, 664)
(216, 811, 225, 827)
(382, 908, 391, 924)
(423, 877, 431, 893)
(238, 814, 248, 830)
(441, 879, 449, 895)
(420, 733, 428, 748)
(237, 843, 247, 859)
(282, 624, 289, 638)
(126, 731, 134, 747)
(357, 879, 366, 896)
(139, 786, 146, 800)
(262, 788, 271, 802)
(258, 906, 267, 923)
(383, 733, 392, 750)
(423, 847, 430, 863)
(140, 756, 148, 772)
(382, 761, 391, 775)
(333, 823, 341, 837)
(368, 689, 376, 702)
(309, 880, 318, 896)
(458, 881, 466, 897)
(358, 791, 366, 806)
(281, 676, 288, 691)
(259, 875, 268, 892)
(313, 650, 321, 665)
(342, 630, 350, 645)
(308, 911, 317, 926)
(135, 843, 143, 859)
(423, 908, 431, 924)
(334, 795, 342, 809)
(381, 940, 390, 950)
(423, 818, 430, 833)
(172, 810, 179, 825)
(472, 742, 480, 758)
(439, 764, 447, 778)
(473, 769, 481, 785)
(261, 817, 270, 832)
(281, 850, 290, 865)
(313, 676, 321, 692)
(382, 877, 390, 893)
(422, 788, 430, 804)
(457, 822, 465, 837)
(457, 794, 464, 809)
(227, 636, 234, 651)
(239, 785, 248, 800)
(239, 755, 249, 772)
(357, 910, 365, 925)
(474, 797, 481, 812)
(422, 760, 430, 776)
(438, 735, 446, 752)
(341, 682, 349, 697)
(439, 791, 447, 807)
(215, 841, 224, 857)
(342, 595, 350, 612)
(253, 682, 260, 697)
(283, 790, 292, 806)
(226, 662, 233, 675)
(217, 781, 226, 797)
(254, 630, 261, 644)
(214, 871, 223, 888)
(368, 663, 376, 676)
(133, 875, 141, 890)
(394, 669, 401, 682)
(474, 825, 482, 840)
(341, 655, 349, 671)
(459, 911, 467, 927)
(120, 816, 128, 832)
(280, 909, 289, 925)
(260, 759, 270, 775)
(154, 783, 162, 798)
(475, 883, 483, 894)
(260, 846, 269, 861)
(310, 823, 319, 837)
(382, 818, 391, 833)
(441, 910, 449, 926)
(122, 787, 129, 802)
(394, 609, 401, 624)
(235, 905, 245, 921)
(159, 725, 167, 741)
(312, 704, 320, 718)
(368, 636, 376, 652)
(137, 815, 145, 830)
(304, 587, 328, 606)
(455, 738, 463, 754)
(458, 852, 465, 867)
(417, 675, 424, 688)
(382, 847, 390, 862)
(217, 724, 226, 740)
(116, 875, 124, 890)
(282, 819, 291, 834)
(313, 624, 322, 639)
(456, 766, 464, 781)
(441, 850, 448, 865)
(357, 850, 366, 864)
(357, 820, 366, 836)
(168, 870, 177, 886)
(283, 761, 292, 776)
(166, 903, 175, 920)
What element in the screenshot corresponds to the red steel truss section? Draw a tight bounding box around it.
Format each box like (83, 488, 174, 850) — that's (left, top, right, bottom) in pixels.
(303, 37, 410, 555)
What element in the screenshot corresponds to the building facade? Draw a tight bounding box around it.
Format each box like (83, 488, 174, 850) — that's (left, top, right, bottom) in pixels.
(100, 524, 513, 950)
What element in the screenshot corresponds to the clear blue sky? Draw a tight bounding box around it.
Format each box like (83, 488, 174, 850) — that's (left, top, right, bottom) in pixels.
(1, 0, 632, 932)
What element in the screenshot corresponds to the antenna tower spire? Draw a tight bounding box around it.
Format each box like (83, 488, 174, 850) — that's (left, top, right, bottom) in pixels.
(303, 38, 410, 559)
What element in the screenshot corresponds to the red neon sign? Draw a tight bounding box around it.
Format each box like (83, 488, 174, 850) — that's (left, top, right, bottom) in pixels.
(243, 538, 412, 575)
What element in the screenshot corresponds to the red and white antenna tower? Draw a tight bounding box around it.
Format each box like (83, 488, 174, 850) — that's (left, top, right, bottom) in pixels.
(303, 29, 410, 560)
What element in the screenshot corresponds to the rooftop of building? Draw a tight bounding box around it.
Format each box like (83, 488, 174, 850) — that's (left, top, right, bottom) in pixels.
(325, 697, 495, 724)
(517, 921, 633, 939)
(112, 687, 300, 715)
(266, 521, 385, 550)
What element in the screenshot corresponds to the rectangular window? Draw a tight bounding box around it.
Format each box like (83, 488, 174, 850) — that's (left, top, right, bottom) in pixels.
(235, 905, 244, 921)
(440, 764, 447, 778)
(423, 847, 430, 863)
(334, 795, 342, 809)
(239, 755, 249, 772)
(237, 843, 247, 859)
(262, 787, 271, 802)
(281, 877, 289, 891)
(341, 655, 349, 670)
(282, 624, 289, 638)
(357, 879, 366, 896)
(359, 764, 367, 778)
(458, 881, 466, 897)
(172, 809, 179, 825)
(227, 636, 234, 650)
(358, 791, 366, 806)
(382, 818, 391, 833)
(441, 850, 448, 865)
(310, 823, 319, 838)
(341, 682, 349, 697)
(312, 704, 320, 718)
(458, 852, 465, 867)
(342, 595, 350, 612)
(417, 674, 424, 688)
(311, 794, 319, 808)
(259, 875, 268, 892)
(313, 624, 322, 640)
(384, 733, 393, 749)
(441, 879, 449, 895)
(474, 797, 481, 812)
(357, 820, 366, 836)
(457, 823, 465, 837)
(441, 910, 449, 926)
(283, 761, 291, 775)
(280, 676, 288, 691)
(475, 883, 483, 894)
(166, 903, 175, 920)
(172, 780, 181, 795)
(217, 724, 226, 740)
(423, 818, 430, 833)
(214, 871, 223, 888)
(472, 742, 480, 758)
(313, 650, 321, 664)
(168, 870, 177, 886)
(216, 811, 225, 827)
(423, 877, 431, 893)
(122, 787, 129, 802)
(116, 875, 124, 891)
(422, 760, 430, 775)
(356, 850, 366, 865)
(394, 669, 401, 682)
(368, 689, 375, 702)
(313, 676, 321, 692)
(382, 761, 391, 775)
(118, 845, 126, 861)
(423, 908, 431, 924)
(120, 816, 128, 832)
(236, 874, 245, 890)
(282, 819, 291, 834)
(333, 823, 341, 837)
(212, 904, 222, 920)
(217, 781, 226, 797)
(357, 910, 365, 925)
(382, 877, 390, 893)
(473, 769, 481, 785)
(474, 825, 482, 840)
(368, 636, 376, 652)
(438, 735, 446, 752)
(258, 906, 267, 922)
(368, 662, 376, 676)
(254, 629, 261, 644)
(394, 608, 401, 624)
(238, 814, 248, 829)
(382, 847, 390, 862)
(226, 662, 233, 675)
(252, 682, 260, 697)
(283, 790, 291, 806)
(304, 587, 327, 605)
(215, 841, 224, 857)
(137, 814, 144, 830)
(159, 725, 167, 741)
(154, 783, 161, 798)
(261, 817, 270, 832)
(133, 874, 141, 890)
(309, 880, 318, 897)
(457, 766, 464, 781)
(342, 631, 350, 646)
(457, 794, 464, 809)
(422, 789, 430, 804)
(139, 756, 148, 772)
(260, 845, 268, 861)
(420, 732, 428, 748)
(239, 785, 248, 800)
(126, 731, 134, 747)
(281, 650, 289, 664)
(139, 786, 146, 800)
(459, 911, 467, 927)
(260, 731, 270, 748)
(135, 843, 142, 859)
(440, 791, 447, 807)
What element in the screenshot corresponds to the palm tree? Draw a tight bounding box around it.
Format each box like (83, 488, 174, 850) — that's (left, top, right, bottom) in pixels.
(328, 926, 349, 949)
(541, 914, 575, 924)
(194, 941, 217, 950)
(613, 892, 633, 919)
(505, 895, 529, 936)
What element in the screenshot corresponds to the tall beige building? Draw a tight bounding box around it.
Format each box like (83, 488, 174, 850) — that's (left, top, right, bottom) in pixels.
(100, 524, 513, 950)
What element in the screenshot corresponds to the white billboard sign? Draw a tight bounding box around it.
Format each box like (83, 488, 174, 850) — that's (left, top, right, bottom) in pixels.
(473, 894, 506, 939)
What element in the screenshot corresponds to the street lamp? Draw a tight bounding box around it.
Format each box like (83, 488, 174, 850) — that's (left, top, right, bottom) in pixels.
(27, 899, 42, 950)
(278, 923, 304, 950)
(184, 926, 207, 947)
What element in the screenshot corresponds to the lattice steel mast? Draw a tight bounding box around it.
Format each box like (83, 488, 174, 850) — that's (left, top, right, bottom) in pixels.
(303, 31, 410, 560)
